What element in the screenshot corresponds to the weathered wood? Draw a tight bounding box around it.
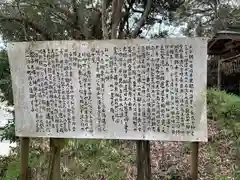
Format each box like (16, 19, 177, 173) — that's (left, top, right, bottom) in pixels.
(52, 143, 61, 180)
(136, 141, 143, 180)
(136, 140, 151, 180)
(191, 142, 199, 180)
(20, 137, 30, 180)
(145, 140, 151, 180)
(217, 57, 221, 89)
(47, 138, 65, 180)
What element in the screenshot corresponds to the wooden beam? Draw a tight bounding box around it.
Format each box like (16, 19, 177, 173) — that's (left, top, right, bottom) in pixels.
(208, 38, 219, 52)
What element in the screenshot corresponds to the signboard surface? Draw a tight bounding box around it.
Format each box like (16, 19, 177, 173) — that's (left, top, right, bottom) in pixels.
(7, 38, 208, 141)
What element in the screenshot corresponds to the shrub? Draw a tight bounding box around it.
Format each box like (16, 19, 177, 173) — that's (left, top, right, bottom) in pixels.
(207, 88, 240, 136)
(207, 88, 240, 179)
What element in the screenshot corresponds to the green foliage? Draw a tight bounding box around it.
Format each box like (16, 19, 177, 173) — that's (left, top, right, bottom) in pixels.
(207, 88, 240, 179)
(0, 48, 16, 142)
(0, 0, 184, 42)
(215, 176, 230, 180)
(3, 158, 20, 180)
(0, 49, 12, 106)
(172, 0, 240, 37)
(2, 139, 134, 180)
(207, 88, 240, 135)
(1, 120, 17, 143)
(64, 139, 133, 179)
(0, 0, 185, 143)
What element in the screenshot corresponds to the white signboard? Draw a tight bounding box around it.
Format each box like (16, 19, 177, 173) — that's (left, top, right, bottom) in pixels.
(7, 38, 208, 141)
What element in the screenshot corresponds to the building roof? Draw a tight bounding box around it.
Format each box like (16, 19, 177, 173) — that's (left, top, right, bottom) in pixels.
(208, 30, 240, 55)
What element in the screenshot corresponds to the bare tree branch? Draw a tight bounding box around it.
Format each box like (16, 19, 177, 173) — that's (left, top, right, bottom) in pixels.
(131, 0, 152, 38)
(102, 0, 108, 39)
(132, 8, 144, 13)
(42, 0, 74, 19)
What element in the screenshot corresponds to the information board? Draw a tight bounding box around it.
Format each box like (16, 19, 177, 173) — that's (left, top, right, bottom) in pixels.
(7, 38, 208, 141)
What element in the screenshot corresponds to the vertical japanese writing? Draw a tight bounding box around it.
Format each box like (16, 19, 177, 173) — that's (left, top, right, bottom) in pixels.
(15, 39, 207, 141)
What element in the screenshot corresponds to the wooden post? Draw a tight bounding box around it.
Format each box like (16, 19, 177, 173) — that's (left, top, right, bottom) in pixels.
(191, 142, 199, 180)
(136, 140, 151, 180)
(104, 0, 153, 178)
(136, 141, 143, 180)
(47, 138, 65, 180)
(217, 57, 221, 89)
(52, 139, 61, 180)
(20, 137, 30, 180)
(104, 1, 152, 179)
(145, 140, 152, 180)
(239, 81, 240, 95)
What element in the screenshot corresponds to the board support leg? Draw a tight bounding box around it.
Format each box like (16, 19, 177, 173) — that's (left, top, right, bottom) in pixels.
(136, 140, 151, 180)
(20, 137, 30, 180)
(191, 142, 199, 180)
(47, 138, 65, 180)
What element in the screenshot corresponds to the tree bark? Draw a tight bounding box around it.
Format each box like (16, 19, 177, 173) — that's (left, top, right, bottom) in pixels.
(111, 0, 124, 39)
(102, 0, 108, 39)
(131, 0, 152, 38)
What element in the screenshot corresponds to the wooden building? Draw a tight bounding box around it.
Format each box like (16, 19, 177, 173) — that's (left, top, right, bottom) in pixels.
(208, 31, 240, 94)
